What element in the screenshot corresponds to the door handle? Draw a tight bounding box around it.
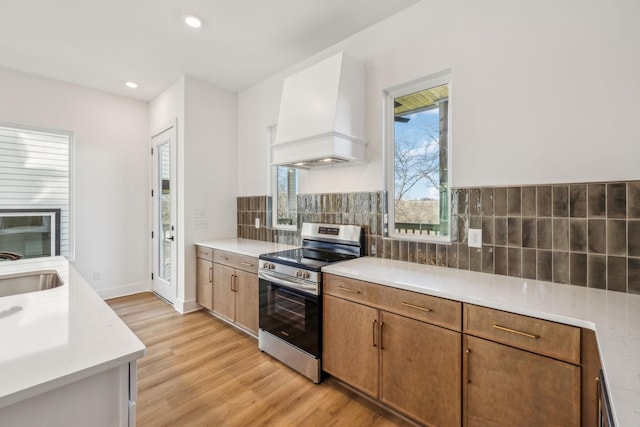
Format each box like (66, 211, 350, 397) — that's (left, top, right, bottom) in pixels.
(167, 235, 175, 241)
(372, 320, 378, 347)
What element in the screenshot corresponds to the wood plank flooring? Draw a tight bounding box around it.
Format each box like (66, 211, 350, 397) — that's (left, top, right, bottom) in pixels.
(108, 293, 415, 427)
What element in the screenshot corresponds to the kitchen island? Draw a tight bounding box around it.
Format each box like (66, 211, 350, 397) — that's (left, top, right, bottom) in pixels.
(0, 256, 145, 426)
(323, 256, 640, 426)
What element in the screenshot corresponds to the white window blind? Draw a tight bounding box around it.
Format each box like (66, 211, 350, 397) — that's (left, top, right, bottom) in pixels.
(0, 124, 72, 257)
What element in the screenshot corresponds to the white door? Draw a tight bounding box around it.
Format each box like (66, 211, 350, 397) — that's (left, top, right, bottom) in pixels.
(151, 126, 177, 304)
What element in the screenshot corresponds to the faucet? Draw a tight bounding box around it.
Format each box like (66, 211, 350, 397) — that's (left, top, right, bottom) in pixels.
(0, 252, 24, 261)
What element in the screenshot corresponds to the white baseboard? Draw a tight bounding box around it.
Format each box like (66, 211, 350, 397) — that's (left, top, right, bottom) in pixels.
(98, 281, 151, 300)
(174, 298, 201, 314)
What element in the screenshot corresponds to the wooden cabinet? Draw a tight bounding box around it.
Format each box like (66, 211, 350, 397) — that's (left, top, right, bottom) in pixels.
(582, 329, 602, 427)
(323, 274, 462, 426)
(211, 250, 259, 335)
(195, 246, 213, 310)
(463, 304, 581, 426)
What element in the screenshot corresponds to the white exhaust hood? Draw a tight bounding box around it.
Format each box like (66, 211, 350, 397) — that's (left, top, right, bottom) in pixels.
(272, 52, 367, 169)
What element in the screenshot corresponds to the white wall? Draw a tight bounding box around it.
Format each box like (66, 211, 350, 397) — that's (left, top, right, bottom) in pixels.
(238, 0, 640, 195)
(150, 76, 237, 313)
(0, 67, 150, 297)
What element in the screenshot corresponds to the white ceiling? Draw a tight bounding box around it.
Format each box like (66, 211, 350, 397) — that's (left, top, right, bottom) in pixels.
(0, 0, 420, 101)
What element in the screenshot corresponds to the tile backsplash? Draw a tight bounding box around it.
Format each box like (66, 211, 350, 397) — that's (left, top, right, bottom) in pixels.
(237, 181, 640, 294)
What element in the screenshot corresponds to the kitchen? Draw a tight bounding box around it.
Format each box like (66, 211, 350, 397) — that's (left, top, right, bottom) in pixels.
(1, 0, 639, 426)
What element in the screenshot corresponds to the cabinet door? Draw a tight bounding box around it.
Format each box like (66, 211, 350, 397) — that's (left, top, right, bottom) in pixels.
(213, 263, 235, 322)
(463, 335, 580, 427)
(380, 311, 461, 427)
(234, 270, 258, 335)
(323, 294, 379, 399)
(196, 258, 213, 310)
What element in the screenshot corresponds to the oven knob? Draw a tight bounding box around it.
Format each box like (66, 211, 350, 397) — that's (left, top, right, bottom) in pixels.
(302, 271, 310, 279)
(296, 270, 302, 278)
(268, 263, 275, 270)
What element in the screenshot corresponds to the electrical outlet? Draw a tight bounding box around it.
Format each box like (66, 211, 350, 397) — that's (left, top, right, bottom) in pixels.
(255, 218, 260, 229)
(468, 228, 482, 248)
(370, 244, 377, 255)
(93, 271, 102, 281)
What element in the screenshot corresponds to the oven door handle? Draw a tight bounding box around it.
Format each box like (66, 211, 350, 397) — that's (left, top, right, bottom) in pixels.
(258, 271, 318, 295)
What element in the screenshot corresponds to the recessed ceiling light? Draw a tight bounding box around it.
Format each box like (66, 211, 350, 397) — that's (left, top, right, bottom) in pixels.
(125, 81, 138, 89)
(184, 15, 202, 28)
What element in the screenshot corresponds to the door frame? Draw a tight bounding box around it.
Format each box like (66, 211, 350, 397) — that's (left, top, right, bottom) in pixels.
(151, 123, 178, 304)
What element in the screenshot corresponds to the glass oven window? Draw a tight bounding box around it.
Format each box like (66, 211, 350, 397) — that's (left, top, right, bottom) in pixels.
(271, 287, 306, 331)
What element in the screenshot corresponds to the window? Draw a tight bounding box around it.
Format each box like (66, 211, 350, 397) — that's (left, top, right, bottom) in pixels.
(269, 125, 298, 229)
(0, 123, 73, 258)
(384, 71, 451, 241)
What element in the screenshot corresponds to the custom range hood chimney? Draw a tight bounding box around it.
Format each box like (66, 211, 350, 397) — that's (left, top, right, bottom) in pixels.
(272, 52, 367, 169)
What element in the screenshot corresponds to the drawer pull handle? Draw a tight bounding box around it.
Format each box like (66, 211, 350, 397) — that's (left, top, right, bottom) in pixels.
(337, 286, 361, 294)
(401, 302, 432, 312)
(240, 262, 254, 267)
(208, 267, 213, 283)
(372, 320, 378, 347)
(218, 256, 229, 261)
(492, 324, 539, 339)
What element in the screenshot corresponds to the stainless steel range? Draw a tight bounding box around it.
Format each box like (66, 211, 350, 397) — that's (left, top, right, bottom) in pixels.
(258, 223, 364, 383)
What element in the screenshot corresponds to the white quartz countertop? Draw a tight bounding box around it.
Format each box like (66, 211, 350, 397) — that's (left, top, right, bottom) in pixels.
(195, 238, 298, 258)
(0, 257, 146, 409)
(323, 257, 640, 426)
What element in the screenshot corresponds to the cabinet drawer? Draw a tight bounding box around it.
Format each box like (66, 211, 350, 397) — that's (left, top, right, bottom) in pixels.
(324, 274, 381, 305)
(463, 304, 580, 364)
(196, 246, 213, 261)
(324, 274, 461, 331)
(377, 285, 461, 331)
(213, 250, 258, 274)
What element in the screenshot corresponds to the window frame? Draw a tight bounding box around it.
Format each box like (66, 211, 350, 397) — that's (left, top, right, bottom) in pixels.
(0, 121, 75, 260)
(383, 70, 452, 243)
(268, 124, 298, 231)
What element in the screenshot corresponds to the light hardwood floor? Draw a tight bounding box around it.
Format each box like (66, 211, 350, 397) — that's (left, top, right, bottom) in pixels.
(108, 293, 415, 427)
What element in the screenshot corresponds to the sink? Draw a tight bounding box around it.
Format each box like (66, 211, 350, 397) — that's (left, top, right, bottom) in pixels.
(0, 270, 64, 297)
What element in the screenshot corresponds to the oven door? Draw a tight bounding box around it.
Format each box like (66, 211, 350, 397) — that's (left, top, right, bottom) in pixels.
(258, 274, 320, 358)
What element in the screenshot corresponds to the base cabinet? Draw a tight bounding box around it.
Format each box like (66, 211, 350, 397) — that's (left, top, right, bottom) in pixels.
(195, 249, 213, 310)
(463, 335, 580, 426)
(212, 250, 259, 335)
(323, 275, 462, 427)
(463, 304, 581, 427)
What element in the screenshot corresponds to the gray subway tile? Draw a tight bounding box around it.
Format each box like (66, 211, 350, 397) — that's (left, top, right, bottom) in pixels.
(522, 218, 537, 248)
(628, 182, 640, 219)
(522, 249, 536, 279)
(588, 254, 607, 289)
(481, 188, 494, 216)
(537, 250, 553, 281)
(508, 187, 521, 216)
(588, 220, 606, 254)
(553, 251, 569, 284)
(537, 186, 552, 217)
(482, 246, 494, 273)
(553, 185, 569, 217)
(522, 186, 536, 217)
(570, 253, 587, 287)
(553, 218, 569, 251)
(494, 187, 507, 216)
(588, 184, 606, 218)
(469, 247, 482, 272)
(494, 246, 508, 275)
(607, 220, 627, 256)
(570, 219, 587, 252)
(458, 244, 470, 270)
(508, 248, 522, 278)
(607, 183, 627, 219)
(570, 184, 587, 218)
(494, 217, 508, 246)
(508, 217, 522, 247)
(469, 188, 481, 216)
(607, 256, 627, 292)
(482, 217, 494, 245)
(629, 220, 640, 257)
(537, 218, 552, 250)
(629, 258, 640, 294)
